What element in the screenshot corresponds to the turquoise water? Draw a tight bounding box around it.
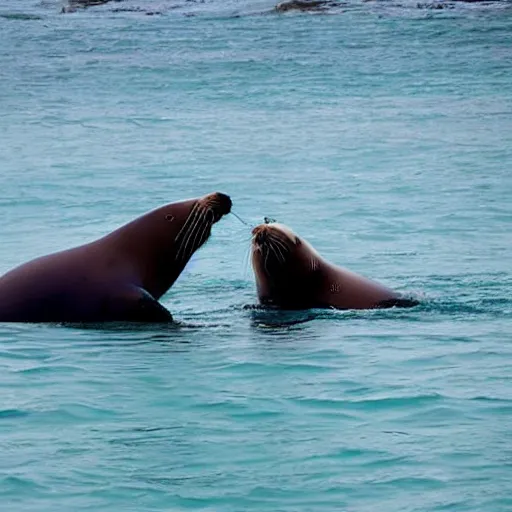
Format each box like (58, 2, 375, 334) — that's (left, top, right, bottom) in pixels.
(1, 0, 511, 510)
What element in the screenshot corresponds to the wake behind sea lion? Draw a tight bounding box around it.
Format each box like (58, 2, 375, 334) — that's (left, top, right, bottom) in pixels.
(0, 192, 231, 323)
(251, 222, 418, 310)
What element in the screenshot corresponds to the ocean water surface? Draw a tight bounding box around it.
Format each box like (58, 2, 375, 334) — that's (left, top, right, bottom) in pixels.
(1, 0, 511, 510)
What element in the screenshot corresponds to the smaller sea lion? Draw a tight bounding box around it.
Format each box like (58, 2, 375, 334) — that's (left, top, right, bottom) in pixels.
(251, 222, 418, 310)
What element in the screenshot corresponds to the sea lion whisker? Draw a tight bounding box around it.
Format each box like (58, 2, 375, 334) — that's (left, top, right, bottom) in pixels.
(202, 201, 216, 214)
(268, 234, 290, 256)
(200, 209, 216, 245)
(188, 208, 215, 260)
(273, 243, 287, 265)
(263, 245, 271, 275)
(175, 202, 201, 244)
(267, 240, 285, 265)
(187, 212, 208, 260)
(175, 205, 203, 261)
(267, 239, 284, 264)
(188, 207, 209, 249)
(267, 236, 289, 260)
(239, 233, 253, 243)
(177, 207, 207, 262)
(267, 231, 287, 246)
(185, 208, 213, 261)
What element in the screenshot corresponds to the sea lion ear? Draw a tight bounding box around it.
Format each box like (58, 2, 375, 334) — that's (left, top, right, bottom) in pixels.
(295, 237, 301, 245)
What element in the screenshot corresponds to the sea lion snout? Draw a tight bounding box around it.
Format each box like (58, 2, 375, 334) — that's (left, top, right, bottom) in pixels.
(252, 223, 295, 247)
(252, 227, 268, 245)
(214, 192, 232, 215)
(203, 192, 232, 217)
(252, 224, 272, 246)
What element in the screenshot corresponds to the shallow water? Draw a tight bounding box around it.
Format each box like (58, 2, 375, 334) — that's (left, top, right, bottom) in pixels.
(1, 0, 511, 510)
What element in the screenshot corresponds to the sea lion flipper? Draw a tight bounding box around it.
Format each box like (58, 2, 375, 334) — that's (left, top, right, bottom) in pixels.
(133, 290, 174, 323)
(114, 286, 174, 323)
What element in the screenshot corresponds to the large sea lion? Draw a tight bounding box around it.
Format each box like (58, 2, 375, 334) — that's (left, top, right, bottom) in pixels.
(0, 192, 232, 323)
(251, 222, 418, 310)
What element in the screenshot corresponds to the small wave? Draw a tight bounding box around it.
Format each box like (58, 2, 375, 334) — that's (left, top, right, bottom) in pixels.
(470, 395, 512, 403)
(21, 403, 121, 424)
(371, 476, 447, 489)
(0, 13, 44, 20)
(0, 408, 30, 419)
(0, 475, 48, 493)
(13, 364, 86, 375)
(292, 393, 444, 412)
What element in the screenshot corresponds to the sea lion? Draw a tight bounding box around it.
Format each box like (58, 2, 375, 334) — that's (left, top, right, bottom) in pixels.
(251, 222, 418, 310)
(0, 192, 232, 323)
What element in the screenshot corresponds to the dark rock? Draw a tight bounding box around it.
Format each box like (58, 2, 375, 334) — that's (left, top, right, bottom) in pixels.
(274, 0, 337, 13)
(62, 0, 121, 13)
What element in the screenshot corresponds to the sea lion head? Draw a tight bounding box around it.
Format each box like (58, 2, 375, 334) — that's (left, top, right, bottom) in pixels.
(251, 222, 320, 308)
(170, 192, 232, 264)
(124, 191, 231, 299)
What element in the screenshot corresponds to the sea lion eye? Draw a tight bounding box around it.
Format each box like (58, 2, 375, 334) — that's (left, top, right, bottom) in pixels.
(165, 214, 174, 222)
